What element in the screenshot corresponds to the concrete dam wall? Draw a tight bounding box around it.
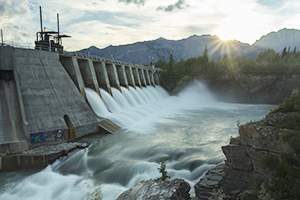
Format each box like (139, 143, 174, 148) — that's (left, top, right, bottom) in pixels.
(0, 46, 162, 153)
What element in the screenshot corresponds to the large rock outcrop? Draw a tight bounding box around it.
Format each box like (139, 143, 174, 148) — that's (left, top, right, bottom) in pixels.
(116, 178, 191, 200)
(194, 162, 224, 200)
(194, 112, 298, 199)
(215, 116, 293, 199)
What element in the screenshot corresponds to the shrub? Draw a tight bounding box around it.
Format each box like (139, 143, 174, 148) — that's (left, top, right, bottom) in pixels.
(270, 88, 300, 113)
(157, 160, 171, 181)
(259, 131, 300, 200)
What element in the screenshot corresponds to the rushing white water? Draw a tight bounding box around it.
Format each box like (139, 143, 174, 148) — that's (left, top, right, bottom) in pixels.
(0, 81, 276, 200)
(85, 88, 110, 117)
(100, 88, 122, 113)
(111, 88, 131, 109)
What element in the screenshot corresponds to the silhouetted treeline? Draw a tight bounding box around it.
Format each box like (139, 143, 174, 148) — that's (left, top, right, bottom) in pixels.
(156, 46, 300, 91)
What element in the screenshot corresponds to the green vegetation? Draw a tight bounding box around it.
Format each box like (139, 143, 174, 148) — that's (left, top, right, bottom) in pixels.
(209, 188, 224, 200)
(260, 131, 300, 200)
(156, 46, 300, 92)
(270, 88, 300, 114)
(257, 89, 300, 200)
(157, 160, 171, 181)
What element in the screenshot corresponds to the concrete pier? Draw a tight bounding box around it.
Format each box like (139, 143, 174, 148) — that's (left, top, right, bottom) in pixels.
(125, 66, 136, 89)
(116, 64, 129, 89)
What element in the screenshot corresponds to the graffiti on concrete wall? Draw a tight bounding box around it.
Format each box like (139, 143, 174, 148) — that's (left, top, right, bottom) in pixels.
(30, 129, 66, 143)
(29, 123, 98, 143)
(30, 132, 46, 143)
(54, 129, 66, 141)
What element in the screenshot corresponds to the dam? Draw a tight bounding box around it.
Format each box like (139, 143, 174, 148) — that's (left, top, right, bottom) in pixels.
(0, 45, 163, 154)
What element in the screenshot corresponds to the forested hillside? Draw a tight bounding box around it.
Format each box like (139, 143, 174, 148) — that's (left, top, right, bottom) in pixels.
(157, 46, 300, 93)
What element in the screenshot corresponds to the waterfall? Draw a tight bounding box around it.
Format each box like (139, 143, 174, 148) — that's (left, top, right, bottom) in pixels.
(85, 88, 110, 117)
(100, 88, 122, 113)
(111, 88, 131, 109)
(85, 85, 170, 129)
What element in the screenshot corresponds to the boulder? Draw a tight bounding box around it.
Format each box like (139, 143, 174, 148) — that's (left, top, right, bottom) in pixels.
(194, 162, 224, 200)
(116, 178, 191, 200)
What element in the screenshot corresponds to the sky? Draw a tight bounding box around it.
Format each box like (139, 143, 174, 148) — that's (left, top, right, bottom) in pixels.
(1, 0, 300, 51)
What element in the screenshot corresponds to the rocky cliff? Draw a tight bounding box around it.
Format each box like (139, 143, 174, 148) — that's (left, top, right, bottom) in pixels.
(204, 73, 300, 104)
(195, 111, 299, 199)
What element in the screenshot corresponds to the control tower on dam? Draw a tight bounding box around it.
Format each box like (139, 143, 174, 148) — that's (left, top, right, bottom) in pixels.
(0, 45, 162, 154)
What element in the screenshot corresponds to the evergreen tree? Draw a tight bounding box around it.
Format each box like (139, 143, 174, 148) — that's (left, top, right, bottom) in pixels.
(282, 47, 287, 59)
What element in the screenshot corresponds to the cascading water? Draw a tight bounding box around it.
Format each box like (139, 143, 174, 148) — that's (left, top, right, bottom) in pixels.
(85, 88, 110, 117)
(100, 88, 122, 113)
(111, 88, 131, 109)
(0, 81, 276, 200)
(120, 86, 139, 107)
(135, 87, 150, 103)
(128, 86, 146, 105)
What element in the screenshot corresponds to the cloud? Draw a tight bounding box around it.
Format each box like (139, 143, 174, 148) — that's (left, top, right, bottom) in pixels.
(118, 0, 146, 6)
(157, 0, 189, 12)
(0, 0, 29, 19)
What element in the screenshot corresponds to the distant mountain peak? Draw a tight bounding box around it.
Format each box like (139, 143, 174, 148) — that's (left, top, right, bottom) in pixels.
(253, 28, 300, 52)
(74, 28, 300, 65)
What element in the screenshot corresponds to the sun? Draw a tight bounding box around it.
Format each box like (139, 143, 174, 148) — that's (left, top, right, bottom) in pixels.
(216, 21, 237, 42)
(218, 33, 234, 42)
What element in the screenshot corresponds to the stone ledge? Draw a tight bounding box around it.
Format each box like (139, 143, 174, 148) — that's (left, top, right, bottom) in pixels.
(194, 162, 224, 200)
(0, 142, 90, 172)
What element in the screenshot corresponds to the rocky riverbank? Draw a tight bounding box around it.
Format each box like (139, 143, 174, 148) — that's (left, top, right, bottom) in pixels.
(117, 110, 299, 200)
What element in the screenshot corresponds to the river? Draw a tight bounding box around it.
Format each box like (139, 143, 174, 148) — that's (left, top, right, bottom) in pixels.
(0, 81, 275, 200)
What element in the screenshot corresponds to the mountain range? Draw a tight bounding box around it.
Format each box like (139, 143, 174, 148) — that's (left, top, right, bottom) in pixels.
(74, 28, 300, 65)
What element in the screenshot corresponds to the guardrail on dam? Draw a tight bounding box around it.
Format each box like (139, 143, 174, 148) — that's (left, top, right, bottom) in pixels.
(0, 45, 163, 153)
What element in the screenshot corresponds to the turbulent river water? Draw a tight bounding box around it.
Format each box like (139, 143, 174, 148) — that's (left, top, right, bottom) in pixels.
(0, 81, 275, 200)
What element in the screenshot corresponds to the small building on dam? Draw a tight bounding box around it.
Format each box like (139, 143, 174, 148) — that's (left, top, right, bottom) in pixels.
(0, 45, 162, 153)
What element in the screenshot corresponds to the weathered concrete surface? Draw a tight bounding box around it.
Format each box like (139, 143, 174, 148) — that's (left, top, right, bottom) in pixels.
(77, 58, 101, 96)
(133, 67, 142, 88)
(106, 63, 121, 92)
(138, 68, 147, 87)
(13, 48, 99, 142)
(116, 178, 191, 200)
(0, 46, 14, 70)
(125, 66, 136, 89)
(0, 79, 29, 153)
(0, 141, 90, 172)
(59, 55, 87, 100)
(94, 61, 111, 95)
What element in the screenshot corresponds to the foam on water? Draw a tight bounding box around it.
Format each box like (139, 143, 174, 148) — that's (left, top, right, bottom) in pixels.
(0, 81, 276, 200)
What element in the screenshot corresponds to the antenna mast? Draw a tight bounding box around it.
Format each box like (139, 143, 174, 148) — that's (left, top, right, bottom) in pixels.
(39, 6, 43, 40)
(1, 29, 3, 46)
(57, 13, 60, 44)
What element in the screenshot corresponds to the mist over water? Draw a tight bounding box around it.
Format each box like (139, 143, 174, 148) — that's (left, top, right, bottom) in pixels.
(0, 81, 275, 200)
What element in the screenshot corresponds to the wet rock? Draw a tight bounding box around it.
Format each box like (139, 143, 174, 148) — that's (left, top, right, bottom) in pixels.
(116, 178, 191, 200)
(194, 162, 224, 200)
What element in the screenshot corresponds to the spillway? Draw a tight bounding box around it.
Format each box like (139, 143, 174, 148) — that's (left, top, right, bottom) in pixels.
(85, 85, 168, 129)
